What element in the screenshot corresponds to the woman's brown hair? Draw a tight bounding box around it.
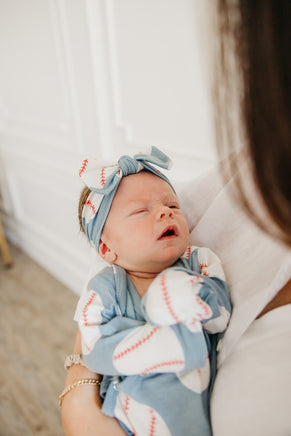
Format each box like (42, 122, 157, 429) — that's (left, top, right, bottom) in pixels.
(215, 0, 291, 245)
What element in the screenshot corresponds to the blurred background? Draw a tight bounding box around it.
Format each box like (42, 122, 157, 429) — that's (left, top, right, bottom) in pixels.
(0, 1, 216, 434)
(0, 0, 216, 294)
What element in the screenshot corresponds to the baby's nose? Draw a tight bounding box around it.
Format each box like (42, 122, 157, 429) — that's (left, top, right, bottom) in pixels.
(158, 206, 173, 220)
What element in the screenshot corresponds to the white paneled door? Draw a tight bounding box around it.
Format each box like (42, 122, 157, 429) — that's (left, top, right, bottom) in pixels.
(0, 0, 216, 294)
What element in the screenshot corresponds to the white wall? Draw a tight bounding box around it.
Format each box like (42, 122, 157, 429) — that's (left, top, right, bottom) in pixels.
(0, 0, 216, 295)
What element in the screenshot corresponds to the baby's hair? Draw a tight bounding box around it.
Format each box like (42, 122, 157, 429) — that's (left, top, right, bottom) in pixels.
(78, 186, 91, 233)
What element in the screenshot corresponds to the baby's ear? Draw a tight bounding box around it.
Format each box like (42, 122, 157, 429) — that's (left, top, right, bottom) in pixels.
(99, 239, 117, 264)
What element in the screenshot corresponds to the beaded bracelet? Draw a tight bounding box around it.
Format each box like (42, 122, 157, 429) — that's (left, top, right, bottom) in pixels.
(59, 378, 101, 407)
(64, 353, 86, 371)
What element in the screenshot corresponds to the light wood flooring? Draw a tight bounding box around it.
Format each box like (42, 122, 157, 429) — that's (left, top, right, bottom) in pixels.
(0, 244, 79, 436)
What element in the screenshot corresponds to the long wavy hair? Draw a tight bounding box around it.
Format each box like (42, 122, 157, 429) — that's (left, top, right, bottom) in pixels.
(214, 0, 291, 246)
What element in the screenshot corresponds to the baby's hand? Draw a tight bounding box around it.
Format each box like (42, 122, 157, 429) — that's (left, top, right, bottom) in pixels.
(143, 269, 212, 326)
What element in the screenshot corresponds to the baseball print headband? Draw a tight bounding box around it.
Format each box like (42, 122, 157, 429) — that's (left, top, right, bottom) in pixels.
(79, 146, 174, 250)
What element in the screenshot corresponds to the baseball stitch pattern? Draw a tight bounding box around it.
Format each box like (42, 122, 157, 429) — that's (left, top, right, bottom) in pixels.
(82, 291, 98, 327)
(82, 291, 99, 352)
(84, 200, 97, 215)
(100, 168, 106, 186)
(199, 263, 209, 276)
(124, 395, 136, 435)
(194, 295, 212, 320)
(160, 273, 180, 324)
(79, 158, 88, 177)
(190, 277, 201, 286)
(113, 326, 161, 361)
(185, 246, 192, 259)
(149, 409, 157, 436)
(142, 360, 185, 375)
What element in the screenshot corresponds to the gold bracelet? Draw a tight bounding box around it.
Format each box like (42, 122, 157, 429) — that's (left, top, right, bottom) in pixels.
(59, 378, 101, 407)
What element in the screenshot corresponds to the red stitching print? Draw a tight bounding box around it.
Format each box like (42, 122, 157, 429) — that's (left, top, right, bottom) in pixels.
(149, 409, 157, 436)
(79, 158, 88, 177)
(123, 396, 136, 435)
(186, 246, 191, 259)
(100, 168, 106, 186)
(82, 292, 97, 326)
(85, 200, 97, 215)
(124, 395, 130, 413)
(160, 274, 180, 324)
(113, 327, 161, 360)
(142, 360, 185, 375)
(199, 263, 209, 276)
(190, 276, 201, 284)
(194, 295, 211, 318)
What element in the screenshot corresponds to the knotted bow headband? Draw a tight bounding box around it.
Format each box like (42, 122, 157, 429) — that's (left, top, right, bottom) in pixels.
(79, 146, 174, 250)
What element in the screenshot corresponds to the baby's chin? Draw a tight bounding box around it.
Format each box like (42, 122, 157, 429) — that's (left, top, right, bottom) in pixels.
(121, 246, 188, 275)
(160, 245, 187, 264)
(152, 254, 183, 272)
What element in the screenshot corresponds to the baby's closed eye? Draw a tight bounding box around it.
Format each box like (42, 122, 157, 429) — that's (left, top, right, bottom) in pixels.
(134, 209, 148, 214)
(129, 208, 148, 216)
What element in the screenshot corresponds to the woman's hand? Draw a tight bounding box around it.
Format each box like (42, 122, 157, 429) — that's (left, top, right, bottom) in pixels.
(61, 329, 126, 436)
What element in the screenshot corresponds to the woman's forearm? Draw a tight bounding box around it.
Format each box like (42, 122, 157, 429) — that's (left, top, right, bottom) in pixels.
(61, 329, 126, 436)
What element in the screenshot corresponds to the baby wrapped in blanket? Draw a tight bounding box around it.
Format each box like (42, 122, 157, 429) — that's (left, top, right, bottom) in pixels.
(75, 147, 231, 436)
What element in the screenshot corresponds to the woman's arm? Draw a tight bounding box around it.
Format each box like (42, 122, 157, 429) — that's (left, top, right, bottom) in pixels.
(61, 329, 126, 436)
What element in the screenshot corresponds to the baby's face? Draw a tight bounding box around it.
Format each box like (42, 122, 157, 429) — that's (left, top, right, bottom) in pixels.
(100, 171, 189, 274)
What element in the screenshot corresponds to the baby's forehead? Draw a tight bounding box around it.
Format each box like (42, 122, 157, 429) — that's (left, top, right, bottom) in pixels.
(118, 171, 175, 198)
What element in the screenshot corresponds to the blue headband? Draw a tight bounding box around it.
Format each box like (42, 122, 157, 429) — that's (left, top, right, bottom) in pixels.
(79, 146, 174, 250)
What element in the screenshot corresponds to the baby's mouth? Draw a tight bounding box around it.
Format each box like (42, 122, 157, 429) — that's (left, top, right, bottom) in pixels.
(158, 225, 178, 240)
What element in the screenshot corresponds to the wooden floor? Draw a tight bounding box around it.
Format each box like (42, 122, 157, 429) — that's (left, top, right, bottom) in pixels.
(0, 244, 79, 436)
